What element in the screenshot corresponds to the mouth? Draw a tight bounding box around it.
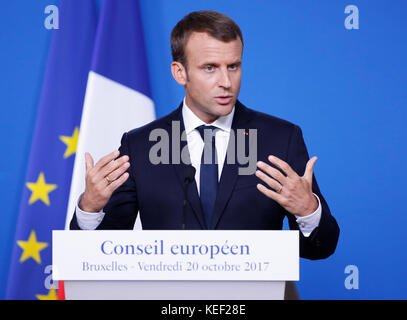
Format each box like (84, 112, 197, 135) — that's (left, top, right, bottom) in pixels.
(214, 95, 233, 105)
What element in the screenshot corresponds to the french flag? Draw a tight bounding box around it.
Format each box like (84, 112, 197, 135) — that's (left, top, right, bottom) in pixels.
(65, 0, 155, 235)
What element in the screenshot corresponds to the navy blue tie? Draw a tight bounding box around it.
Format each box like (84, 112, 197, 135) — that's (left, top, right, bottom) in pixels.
(196, 125, 218, 229)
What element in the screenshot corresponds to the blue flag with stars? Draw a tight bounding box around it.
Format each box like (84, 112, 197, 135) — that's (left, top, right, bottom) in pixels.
(6, 0, 97, 299)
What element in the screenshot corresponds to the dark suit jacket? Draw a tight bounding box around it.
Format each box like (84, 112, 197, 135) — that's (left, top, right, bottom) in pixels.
(70, 100, 339, 260)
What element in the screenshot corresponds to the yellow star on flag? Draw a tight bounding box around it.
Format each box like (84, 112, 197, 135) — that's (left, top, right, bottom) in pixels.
(17, 230, 48, 264)
(36, 287, 58, 300)
(26, 172, 57, 206)
(59, 127, 79, 158)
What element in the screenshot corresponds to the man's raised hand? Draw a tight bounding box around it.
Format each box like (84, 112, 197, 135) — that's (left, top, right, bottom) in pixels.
(255, 155, 319, 217)
(79, 150, 130, 213)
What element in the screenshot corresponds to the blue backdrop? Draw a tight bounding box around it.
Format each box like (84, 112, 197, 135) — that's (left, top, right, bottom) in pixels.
(0, 0, 406, 299)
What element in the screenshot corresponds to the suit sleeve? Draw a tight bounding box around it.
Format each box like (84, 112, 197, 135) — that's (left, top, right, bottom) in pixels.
(70, 132, 139, 230)
(285, 125, 340, 260)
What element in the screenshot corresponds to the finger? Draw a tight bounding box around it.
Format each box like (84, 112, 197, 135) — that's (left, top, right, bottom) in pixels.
(303, 156, 318, 182)
(267, 155, 296, 178)
(256, 183, 284, 203)
(85, 152, 94, 172)
(107, 172, 130, 193)
(99, 155, 129, 179)
(93, 150, 120, 172)
(255, 169, 283, 192)
(105, 161, 130, 182)
(257, 161, 286, 184)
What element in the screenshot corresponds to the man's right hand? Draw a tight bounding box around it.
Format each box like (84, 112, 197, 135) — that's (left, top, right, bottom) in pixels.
(79, 150, 130, 213)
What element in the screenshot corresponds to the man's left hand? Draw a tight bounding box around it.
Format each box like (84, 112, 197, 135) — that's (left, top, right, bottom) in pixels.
(255, 155, 319, 217)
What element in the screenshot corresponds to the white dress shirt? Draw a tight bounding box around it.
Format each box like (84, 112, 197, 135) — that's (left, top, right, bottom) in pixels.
(76, 98, 322, 235)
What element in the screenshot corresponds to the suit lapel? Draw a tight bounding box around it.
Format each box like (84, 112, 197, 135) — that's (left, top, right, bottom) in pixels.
(168, 104, 206, 229)
(211, 101, 252, 229)
(210, 159, 239, 229)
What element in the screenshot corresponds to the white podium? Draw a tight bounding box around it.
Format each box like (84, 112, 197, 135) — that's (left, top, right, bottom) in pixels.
(53, 230, 299, 300)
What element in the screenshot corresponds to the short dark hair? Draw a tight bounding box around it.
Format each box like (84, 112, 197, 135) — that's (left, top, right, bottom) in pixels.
(171, 10, 244, 69)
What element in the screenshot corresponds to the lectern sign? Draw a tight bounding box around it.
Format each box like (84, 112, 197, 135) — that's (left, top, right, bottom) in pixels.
(52, 230, 299, 281)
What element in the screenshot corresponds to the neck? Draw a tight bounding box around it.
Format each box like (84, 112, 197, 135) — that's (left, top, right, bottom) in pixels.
(185, 96, 219, 124)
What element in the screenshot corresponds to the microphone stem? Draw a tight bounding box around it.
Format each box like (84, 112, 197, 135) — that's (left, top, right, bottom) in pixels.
(182, 180, 189, 230)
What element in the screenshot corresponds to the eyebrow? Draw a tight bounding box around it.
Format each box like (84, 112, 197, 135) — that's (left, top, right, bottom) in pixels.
(199, 60, 242, 68)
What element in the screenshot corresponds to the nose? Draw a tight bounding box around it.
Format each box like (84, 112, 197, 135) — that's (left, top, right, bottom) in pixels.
(218, 68, 232, 89)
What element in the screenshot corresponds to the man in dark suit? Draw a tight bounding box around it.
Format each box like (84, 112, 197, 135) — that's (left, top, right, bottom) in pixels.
(70, 10, 339, 261)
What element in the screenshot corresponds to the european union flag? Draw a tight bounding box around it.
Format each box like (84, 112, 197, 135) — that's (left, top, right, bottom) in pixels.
(6, 1, 97, 299)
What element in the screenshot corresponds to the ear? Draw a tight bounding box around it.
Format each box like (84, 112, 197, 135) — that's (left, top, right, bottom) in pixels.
(171, 61, 187, 86)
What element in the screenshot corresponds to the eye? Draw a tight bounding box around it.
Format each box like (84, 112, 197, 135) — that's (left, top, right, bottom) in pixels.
(228, 64, 239, 70)
(204, 65, 215, 72)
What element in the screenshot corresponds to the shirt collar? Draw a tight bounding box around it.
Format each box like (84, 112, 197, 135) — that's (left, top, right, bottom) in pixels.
(182, 97, 235, 135)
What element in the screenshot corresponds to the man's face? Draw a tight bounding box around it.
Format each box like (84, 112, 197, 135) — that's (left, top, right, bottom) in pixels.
(182, 32, 243, 123)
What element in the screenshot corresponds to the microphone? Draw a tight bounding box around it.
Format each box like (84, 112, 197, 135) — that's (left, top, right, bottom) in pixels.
(182, 165, 196, 230)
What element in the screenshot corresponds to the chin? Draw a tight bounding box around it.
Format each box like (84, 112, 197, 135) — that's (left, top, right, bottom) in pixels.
(216, 103, 235, 116)
(218, 108, 234, 117)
